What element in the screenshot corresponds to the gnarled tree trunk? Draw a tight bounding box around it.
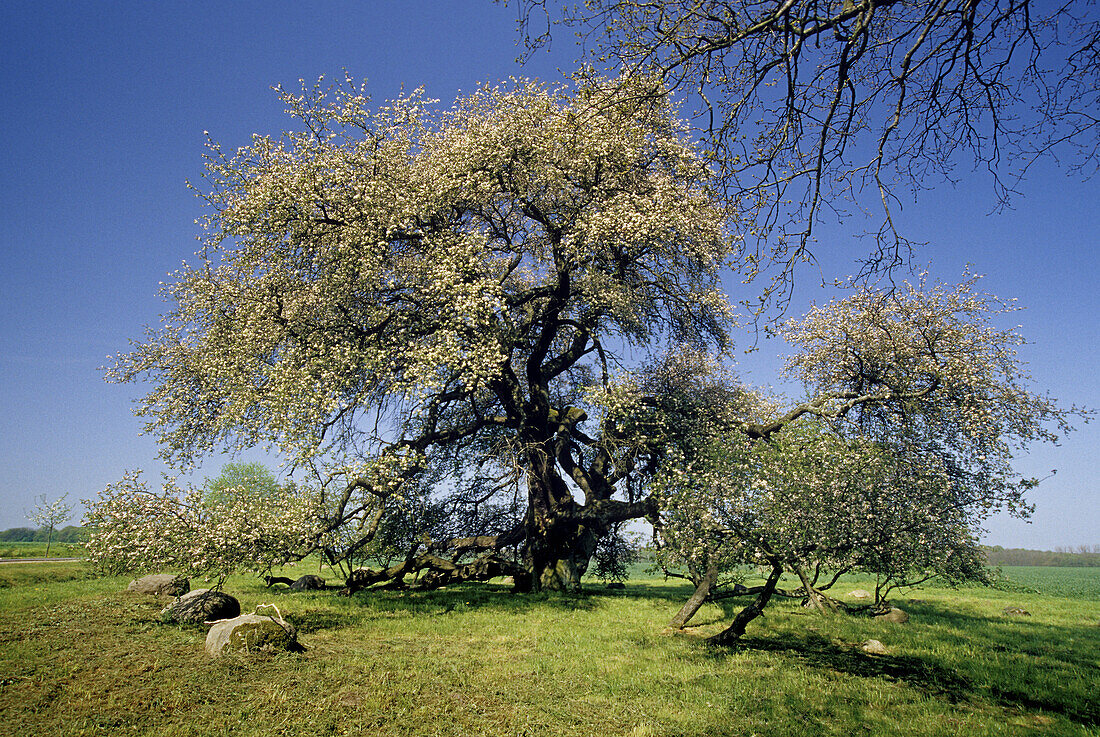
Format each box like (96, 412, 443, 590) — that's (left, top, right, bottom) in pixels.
(518, 440, 605, 593)
(522, 512, 600, 592)
(706, 560, 784, 647)
(669, 564, 719, 629)
(794, 564, 835, 614)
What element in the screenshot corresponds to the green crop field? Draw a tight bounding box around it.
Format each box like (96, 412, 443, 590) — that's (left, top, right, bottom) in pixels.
(0, 562, 1096, 736)
(991, 566, 1100, 599)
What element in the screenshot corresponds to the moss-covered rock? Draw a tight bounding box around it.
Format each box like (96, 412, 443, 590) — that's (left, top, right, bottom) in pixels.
(873, 607, 910, 624)
(204, 613, 300, 656)
(161, 589, 240, 624)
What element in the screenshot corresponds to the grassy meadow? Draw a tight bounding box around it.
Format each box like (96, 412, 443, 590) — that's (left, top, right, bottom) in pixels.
(0, 540, 86, 559)
(0, 562, 1096, 737)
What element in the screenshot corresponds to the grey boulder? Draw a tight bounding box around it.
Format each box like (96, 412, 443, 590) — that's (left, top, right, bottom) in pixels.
(162, 589, 241, 624)
(127, 574, 190, 596)
(290, 574, 326, 591)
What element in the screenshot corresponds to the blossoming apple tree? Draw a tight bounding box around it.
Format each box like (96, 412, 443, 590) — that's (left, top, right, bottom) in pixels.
(91, 73, 1075, 606)
(637, 279, 1073, 644)
(84, 468, 326, 585)
(26, 493, 74, 559)
(98, 76, 735, 592)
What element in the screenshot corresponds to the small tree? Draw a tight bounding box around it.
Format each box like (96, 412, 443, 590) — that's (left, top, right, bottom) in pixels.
(202, 462, 282, 507)
(27, 493, 74, 558)
(589, 522, 641, 583)
(84, 471, 324, 586)
(619, 277, 1076, 644)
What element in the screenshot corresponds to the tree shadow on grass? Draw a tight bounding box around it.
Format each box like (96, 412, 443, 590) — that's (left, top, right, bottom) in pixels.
(267, 581, 621, 634)
(286, 610, 347, 634)
(894, 601, 1100, 726)
(734, 631, 974, 702)
(902, 600, 1100, 671)
(345, 582, 600, 616)
(726, 618, 1099, 727)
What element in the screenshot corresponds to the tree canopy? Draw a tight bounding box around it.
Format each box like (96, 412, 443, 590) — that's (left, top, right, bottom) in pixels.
(91, 65, 1079, 638)
(634, 278, 1069, 641)
(514, 0, 1100, 308)
(105, 76, 735, 591)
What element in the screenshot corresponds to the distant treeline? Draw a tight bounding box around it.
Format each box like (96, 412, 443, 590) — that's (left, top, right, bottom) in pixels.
(0, 526, 88, 543)
(984, 545, 1100, 567)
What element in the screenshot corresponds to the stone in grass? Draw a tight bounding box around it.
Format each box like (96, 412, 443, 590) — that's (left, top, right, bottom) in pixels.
(861, 639, 888, 655)
(873, 607, 910, 624)
(127, 574, 190, 597)
(289, 574, 326, 591)
(205, 614, 301, 656)
(847, 589, 871, 600)
(161, 589, 241, 624)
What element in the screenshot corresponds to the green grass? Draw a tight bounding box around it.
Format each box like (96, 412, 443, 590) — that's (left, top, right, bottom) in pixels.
(0, 540, 85, 559)
(0, 563, 1096, 736)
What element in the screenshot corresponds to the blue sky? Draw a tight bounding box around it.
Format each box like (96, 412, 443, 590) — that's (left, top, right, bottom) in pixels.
(1, 1, 1096, 550)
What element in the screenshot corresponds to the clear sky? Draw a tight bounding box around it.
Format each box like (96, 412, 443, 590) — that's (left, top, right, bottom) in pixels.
(1, 1, 1096, 550)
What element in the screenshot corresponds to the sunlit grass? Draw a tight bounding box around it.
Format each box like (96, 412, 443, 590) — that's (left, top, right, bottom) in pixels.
(0, 540, 86, 559)
(0, 563, 1096, 736)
